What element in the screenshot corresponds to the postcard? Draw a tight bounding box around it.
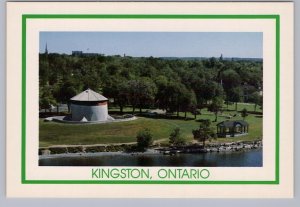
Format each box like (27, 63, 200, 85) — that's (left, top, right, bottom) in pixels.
(6, 2, 294, 198)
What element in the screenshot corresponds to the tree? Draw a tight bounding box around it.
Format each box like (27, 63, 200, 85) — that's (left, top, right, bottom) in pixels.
(155, 75, 169, 111)
(127, 78, 157, 113)
(39, 55, 50, 86)
(163, 82, 180, 115)
(190, 105, 199, 120)
(40, 96, 56, 112)
(241, 108, 248, 120)
(222, 69, 242, 110)
(187, 91, 198, 119)
(228, 87, 243, 111)
(115, 80, 129, 114)
(179, 89, 197, 118)
(53, 79, 78, 112)
(222, 69, 241, 90)
(102, 76, 124, 109)
(194, 81, 224, 112)
(169, 127, 186, 146)
(248, 91, 261, 112)
(208, 97, 224, 122)
(192, 120, 215, 148)
(157, 81, 186, 117)
(200, 81, 217, 102)
(136, 128, 153, 151)
(137, 79, 157, 113)
(39, 86, 57, 112)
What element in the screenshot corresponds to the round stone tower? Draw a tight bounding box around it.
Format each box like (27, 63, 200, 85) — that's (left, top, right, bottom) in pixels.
(70, 89, 109, 122)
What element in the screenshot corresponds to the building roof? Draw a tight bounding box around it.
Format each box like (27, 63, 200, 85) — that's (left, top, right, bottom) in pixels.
(217, 120, 249, 128)
(70, 89, 108, 102)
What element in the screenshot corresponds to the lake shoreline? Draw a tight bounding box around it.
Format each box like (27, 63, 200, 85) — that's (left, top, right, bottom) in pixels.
(39, 140, 262, 158)
(39, 148, 263, 167)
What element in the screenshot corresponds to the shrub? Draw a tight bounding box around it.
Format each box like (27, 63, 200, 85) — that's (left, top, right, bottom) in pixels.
(169, 127, 186, 146)
(136, 128, 153, 151)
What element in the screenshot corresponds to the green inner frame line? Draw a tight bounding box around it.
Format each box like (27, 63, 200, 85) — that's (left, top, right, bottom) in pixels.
(21, 14, 280, 184)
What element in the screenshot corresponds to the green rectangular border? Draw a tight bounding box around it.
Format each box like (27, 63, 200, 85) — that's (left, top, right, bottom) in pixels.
(21, 14, 280, 184)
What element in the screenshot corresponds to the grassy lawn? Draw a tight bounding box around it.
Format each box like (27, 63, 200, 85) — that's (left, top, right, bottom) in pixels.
(39, 103, 262, 147)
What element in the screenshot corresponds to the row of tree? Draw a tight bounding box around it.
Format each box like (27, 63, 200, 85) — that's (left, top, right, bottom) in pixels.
(39, 53, 263, 116)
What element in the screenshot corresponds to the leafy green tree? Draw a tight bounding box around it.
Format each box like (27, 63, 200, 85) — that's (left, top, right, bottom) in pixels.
(203, 57, 217, 68)
(81, 66, 102, 90)
(169, 127, 186, 146)
(154, 75, 169, 111)
(228, 87, 243, 111)
(136, 128, 153, 151)
(190, 105, 199, 120)
(102, 76, 123, 106)
(53, 79, 78, 112)
(127, 78, 157, 113)
(186, 90, 197, 119)
(39, 86, 57, 112)
(106, 63, 121, 75)
(179, 88, 197, 118)
(39, 56, 50, 86)
(259, 94, 263, 110)
(115, 80, 129, 113)
(138, 79, 157, 113)
(241, 108, 248, 120)
(208, 96, 224, 122)
(156, 81, 185, 116)
(103, 75, 129, 112)
(248, 91, 261, 112)
(192, 120, 215, 148)
(168, 82, 186, 117)
(222, 69, 242, 110)
(199, 81, 219, 103)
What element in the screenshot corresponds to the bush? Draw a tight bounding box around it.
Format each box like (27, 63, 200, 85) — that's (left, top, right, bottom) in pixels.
(136, 128, 153, 151)
(169, 127, 186, 146)
(241, 108, 248, 120)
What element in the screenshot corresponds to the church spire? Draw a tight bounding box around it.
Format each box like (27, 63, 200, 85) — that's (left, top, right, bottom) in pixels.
(45, 43, 48, 54)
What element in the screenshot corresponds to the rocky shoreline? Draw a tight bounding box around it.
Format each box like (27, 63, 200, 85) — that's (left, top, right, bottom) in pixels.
(158, 140, 262, 155)
(39, 140, 262, 156)
(39, 144, 136, 155)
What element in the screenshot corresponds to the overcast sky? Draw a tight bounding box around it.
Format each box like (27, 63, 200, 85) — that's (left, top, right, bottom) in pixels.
(40, 32, 262, 58)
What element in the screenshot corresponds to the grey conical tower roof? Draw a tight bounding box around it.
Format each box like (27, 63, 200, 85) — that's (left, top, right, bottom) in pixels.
(70, 89, 108, 101)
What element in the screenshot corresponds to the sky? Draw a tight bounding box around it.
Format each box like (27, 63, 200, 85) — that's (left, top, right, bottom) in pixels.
(40, 32, 262, 58)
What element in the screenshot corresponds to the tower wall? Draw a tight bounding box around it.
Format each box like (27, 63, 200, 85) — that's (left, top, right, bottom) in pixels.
(71, 103, 108, 121)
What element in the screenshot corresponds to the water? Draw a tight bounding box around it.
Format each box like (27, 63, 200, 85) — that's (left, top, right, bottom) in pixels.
(39, 149, 262, 167)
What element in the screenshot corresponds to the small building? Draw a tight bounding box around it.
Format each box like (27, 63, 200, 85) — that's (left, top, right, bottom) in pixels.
(217, 120, 249, 138)
(70, 89, 109, 122)
(72, 51, 83, 56)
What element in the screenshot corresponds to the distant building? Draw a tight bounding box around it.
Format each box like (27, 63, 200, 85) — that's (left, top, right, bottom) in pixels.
(72, 51, 100, 57)
(70, 89, 109, 122)
(72, 51, 83, 56)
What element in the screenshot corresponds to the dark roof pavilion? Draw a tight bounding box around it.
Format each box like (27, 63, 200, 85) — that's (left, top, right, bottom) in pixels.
(217, 120, 249, 138)
(217, 120, 248, 128)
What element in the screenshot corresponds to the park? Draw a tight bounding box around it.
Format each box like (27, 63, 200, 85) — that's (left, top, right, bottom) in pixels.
(38, 51, 263, 166)
(39, 38, 263, 155)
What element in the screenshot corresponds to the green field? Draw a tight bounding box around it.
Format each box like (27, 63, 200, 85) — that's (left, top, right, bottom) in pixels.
(39, 103, 262, 147)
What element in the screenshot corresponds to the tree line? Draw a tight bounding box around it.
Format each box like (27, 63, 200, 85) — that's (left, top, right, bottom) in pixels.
(39, 53, 263, 116)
